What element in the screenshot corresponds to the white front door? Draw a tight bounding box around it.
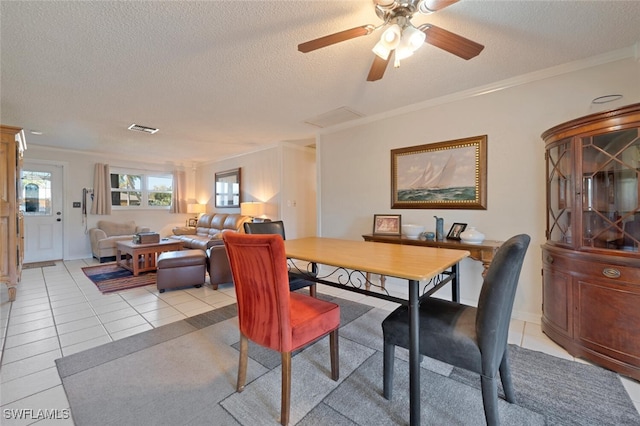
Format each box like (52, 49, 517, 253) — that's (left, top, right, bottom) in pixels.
(22, 162, 64, 263)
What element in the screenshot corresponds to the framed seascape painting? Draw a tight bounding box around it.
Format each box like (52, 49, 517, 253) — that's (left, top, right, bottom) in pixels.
(391, 135, 487, 210)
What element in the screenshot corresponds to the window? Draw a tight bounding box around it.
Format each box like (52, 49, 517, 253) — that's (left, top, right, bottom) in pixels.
(21, 170, 52, 215)
(110, 170, 173, 209)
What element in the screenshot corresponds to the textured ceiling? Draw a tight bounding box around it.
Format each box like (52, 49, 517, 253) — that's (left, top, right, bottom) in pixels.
(1, 1, 639, 165)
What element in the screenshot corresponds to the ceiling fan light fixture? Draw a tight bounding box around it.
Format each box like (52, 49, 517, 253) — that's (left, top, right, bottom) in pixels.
(372, 40, 391, 60)
(372, 24, 401, 59)
(402, 25, 426, 52)
(395, 45, 414, 62)
(418, 0, 436, 14)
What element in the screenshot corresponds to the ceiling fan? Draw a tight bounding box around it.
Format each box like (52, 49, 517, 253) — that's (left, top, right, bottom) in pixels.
(298, 0, 484, 81)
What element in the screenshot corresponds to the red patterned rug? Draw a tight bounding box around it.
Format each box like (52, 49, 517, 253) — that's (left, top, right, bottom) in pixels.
(82, 263, 156, 293)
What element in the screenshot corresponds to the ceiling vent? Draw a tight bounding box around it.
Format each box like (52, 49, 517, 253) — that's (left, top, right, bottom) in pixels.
(128, 124, 159, 134)
(304, 107, 364, 128)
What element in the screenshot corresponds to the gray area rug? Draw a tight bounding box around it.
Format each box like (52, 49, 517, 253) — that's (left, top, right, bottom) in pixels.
(56, 296, 640, 425)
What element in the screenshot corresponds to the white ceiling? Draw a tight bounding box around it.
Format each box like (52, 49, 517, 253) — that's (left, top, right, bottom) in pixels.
(1, 1, 639, 165)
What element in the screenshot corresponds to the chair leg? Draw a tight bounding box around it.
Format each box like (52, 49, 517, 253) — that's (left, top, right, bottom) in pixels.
(237, 334, 248, 392)
(281, 352, 292, 426)
(499, 350, 516, 403)
(310, 283, 317, 298)
(383, 341, 395, 399)
(480, 374, 500, 426)
(330, 329, 339, 381)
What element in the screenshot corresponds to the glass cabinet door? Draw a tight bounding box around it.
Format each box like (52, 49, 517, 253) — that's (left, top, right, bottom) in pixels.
(547, 139, 572, 245)
(581, 128, 640, 251)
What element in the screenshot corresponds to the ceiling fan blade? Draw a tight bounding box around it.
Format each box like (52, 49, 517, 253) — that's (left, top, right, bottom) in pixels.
(298, 25, 376, 53)
(421, 24, 484, 60)
(367, 55, 391, 82)
(420, 0, 460, 13)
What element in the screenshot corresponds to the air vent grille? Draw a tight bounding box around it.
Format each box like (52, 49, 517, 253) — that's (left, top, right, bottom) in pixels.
(128, 124, 159, 134)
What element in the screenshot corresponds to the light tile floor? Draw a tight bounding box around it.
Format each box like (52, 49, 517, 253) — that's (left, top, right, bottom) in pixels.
(1, 259, 639, 425)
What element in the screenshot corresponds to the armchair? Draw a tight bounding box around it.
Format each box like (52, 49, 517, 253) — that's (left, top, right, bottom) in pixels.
(206, 240, 233, 290)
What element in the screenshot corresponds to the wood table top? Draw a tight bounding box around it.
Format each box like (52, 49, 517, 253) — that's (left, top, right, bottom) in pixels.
(116, 239, 182, 249)
(284, 237, 469, 282)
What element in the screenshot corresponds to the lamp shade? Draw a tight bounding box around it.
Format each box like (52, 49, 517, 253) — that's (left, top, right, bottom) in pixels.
(187, 203, 206, 214)
(372, 24, 401, 59)
(240, 202, 264, 218)
(402, 25, 426, 52)
(395, 25, 425, 62)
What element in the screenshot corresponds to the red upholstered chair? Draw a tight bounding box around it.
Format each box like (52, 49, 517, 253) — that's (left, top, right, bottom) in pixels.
(222, 232, 340, 426)
(243, 220, 317, 297)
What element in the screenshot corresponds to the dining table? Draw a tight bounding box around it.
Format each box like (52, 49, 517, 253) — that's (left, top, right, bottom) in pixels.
(283, 237, 470, 426)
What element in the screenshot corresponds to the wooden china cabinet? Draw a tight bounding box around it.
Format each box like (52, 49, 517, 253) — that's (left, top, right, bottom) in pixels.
(1, 125, 25, 302)
(541, 103, 640, 381)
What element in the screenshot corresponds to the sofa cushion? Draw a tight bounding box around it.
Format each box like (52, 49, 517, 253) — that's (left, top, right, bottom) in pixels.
(96, 235, 134, 250)
(223, 215, 248, 231)
(209, 214, 228, 230)
(98, 220, 136, 237)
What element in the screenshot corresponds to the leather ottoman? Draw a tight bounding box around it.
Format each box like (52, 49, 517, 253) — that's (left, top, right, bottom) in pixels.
(156, 249, 206, 293)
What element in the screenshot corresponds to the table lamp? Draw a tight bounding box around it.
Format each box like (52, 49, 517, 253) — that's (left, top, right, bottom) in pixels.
(187, 203, 206, 220)
(240, 202, 264, 222)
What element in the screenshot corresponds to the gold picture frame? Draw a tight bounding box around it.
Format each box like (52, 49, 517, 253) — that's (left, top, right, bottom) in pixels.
(391, 135, 487, 210)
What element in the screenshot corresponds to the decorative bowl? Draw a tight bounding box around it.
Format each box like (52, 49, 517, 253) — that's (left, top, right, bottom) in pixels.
(402, 224, 425, 239)
(460, 226, 485, 244)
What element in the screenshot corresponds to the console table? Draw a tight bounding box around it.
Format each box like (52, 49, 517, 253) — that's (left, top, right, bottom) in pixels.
(362, 234, 502, 288)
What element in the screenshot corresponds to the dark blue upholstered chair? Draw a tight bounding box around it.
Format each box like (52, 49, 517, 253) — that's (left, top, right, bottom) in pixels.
(381, 234, 530, 426)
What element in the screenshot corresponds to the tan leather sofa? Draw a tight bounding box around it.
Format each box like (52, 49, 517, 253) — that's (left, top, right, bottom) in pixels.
(170, 213, 251, 250)
(170, 213, 251, 289)
(89, 220, 151, 262)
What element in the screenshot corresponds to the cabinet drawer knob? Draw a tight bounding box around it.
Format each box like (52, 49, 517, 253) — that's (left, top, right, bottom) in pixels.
(602, 268, 621, 279)
(545, 255, 554, 264)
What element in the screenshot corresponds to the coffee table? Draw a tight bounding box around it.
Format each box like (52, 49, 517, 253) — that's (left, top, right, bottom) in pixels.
(116, 239, 183, 276)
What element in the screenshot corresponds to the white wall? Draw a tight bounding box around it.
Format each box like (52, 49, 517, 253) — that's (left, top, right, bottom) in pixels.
(280, 143, 317, 239)
(198, 142, 317, 239)
(23, 146, 193, 260)
(199, 146, 281, 217)
(317, 56, 640, 323)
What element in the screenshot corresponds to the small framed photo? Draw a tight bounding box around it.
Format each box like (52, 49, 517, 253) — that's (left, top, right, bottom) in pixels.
(373, 214, 402, 236)
(187, 218, 198, 227)
(447, 223, 467, 240)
